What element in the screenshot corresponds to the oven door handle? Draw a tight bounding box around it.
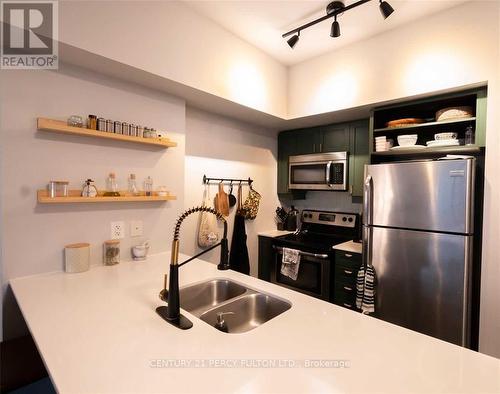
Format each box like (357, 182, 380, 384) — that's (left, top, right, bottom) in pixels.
(273, 245, 329, 259)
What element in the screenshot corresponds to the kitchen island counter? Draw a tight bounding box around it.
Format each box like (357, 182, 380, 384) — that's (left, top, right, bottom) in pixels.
(10, 252, 500, 394)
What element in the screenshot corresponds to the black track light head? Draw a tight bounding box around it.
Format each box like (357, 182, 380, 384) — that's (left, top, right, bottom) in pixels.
(379, 0, 394, 19)
(330, 16, 340, 38)
(287, 32, 300, 49)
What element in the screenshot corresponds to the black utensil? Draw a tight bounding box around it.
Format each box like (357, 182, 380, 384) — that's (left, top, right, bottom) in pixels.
(228, 183, 237, 207)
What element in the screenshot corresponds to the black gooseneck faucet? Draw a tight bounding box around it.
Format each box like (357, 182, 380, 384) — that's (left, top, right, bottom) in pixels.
(156, 206, 229, 330)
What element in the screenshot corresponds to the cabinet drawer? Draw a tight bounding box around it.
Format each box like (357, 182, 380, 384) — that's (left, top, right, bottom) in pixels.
(335, 250, 362, 268)
(333, 289, 357, 310)
(334, 263, 359, 282)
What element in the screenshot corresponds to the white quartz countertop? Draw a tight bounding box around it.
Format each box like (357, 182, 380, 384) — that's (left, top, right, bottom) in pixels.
(258, 229, 294, 238)
(10, 252, 500, 394)
(332, 240, 362, 254)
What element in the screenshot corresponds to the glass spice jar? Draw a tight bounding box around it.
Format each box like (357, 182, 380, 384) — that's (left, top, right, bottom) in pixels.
(103, 240, 120, 266)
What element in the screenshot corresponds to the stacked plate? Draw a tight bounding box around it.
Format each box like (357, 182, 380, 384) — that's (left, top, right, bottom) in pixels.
(426, 132, 460, 148)
(375, 136, 393, 152)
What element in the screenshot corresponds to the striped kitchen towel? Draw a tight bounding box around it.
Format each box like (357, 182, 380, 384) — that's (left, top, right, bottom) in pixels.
(356, 265, 377, 314)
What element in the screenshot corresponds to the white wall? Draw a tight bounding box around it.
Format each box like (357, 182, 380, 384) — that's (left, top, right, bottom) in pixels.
(0, 65, 280, 341)
(182, 107, 280, 277)
(288, 2, 499, 118)
(0, 63, 186, 339)
(58, 1, 287, 118)
(289, 1, 500, 358)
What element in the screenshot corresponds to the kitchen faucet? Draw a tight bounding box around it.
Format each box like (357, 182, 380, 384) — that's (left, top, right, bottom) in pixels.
(156, 206, 229, 330)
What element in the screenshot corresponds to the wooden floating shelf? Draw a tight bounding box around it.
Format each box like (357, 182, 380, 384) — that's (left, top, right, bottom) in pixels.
(371, 145, 481, 157)
(37, 190, 176, 204)
(37, 118, 177, 148)
(373, 117, 476, 133)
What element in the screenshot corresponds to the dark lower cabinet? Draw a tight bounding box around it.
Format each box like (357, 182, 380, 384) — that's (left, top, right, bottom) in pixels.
(258, 236, 275, 281)
(333, 250, 362, 311)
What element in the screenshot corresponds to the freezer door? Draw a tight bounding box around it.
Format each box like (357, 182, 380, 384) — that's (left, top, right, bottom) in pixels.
(369, 226, 472, 346)
(365, 159, 475, 233)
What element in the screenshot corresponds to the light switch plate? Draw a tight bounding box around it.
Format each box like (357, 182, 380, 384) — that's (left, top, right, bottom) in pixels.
(111, 221, 125, 239)
(130, 220, 143, 237)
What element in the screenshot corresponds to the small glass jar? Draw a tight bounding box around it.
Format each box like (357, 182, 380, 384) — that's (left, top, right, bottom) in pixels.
(114, 121, 122, 134)
(103, 240, 120, 266)
(104, 172, 120, 197)
(157, 186, 169, 197)
(122, 122, 129, 136)
(67, 115, 84, 128)
(105, 119, 114, 133)
(87, 115, 97, 130)
(144, 176, 153, 197)
(48, 180, 69, 198)
(128, 173, 139, 196)
(97, 117, 106, 131)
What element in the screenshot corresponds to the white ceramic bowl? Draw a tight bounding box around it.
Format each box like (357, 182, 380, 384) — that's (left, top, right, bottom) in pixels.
(434, 132, 458, 141)
(397, 134, 418, 146)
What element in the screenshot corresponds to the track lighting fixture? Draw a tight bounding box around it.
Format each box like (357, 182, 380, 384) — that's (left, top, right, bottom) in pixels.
(330, 15, 340, 38)
(379, 0, 394, 19)
(283, 0, 395, 49)
(287, 31, 300, 48)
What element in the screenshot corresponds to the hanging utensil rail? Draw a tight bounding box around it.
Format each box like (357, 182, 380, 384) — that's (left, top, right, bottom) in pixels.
(203, 175, 253, 185)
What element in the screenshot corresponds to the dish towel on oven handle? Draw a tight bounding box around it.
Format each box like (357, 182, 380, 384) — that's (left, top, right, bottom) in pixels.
(356, 264, 376, 314)
(280, 247, 301, 281)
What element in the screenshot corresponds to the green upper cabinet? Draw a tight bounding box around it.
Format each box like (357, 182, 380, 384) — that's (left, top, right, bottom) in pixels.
(320, 123, 350, 152)
(349, 120, 369, 197)
(294, 127, 322, 155)
(277, 131, 296, 194)
(277, 120, 369, 197)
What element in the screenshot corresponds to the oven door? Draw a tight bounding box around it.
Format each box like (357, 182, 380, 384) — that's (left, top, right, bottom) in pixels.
(288, 153, 347, 191)
(270, 245, 331, 301)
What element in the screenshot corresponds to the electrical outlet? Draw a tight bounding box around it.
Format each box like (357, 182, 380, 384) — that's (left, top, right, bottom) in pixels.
(111, 221, 125, 239)
(130, 220, 143, 237)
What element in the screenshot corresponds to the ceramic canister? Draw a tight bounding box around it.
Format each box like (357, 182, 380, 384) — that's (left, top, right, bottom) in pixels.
(65, 243, 90, 273)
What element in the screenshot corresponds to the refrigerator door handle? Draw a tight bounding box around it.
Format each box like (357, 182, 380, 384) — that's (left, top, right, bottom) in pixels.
(363, 175, 373, 225)
(362, 175, 373, 269)
(461, 235, 473, 347)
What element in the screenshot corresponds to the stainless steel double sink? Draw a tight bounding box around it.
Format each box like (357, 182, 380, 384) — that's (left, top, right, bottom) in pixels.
(179, 279, 291, 333)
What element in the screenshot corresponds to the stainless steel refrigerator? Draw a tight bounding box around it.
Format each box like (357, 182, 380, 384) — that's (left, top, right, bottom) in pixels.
(363, 158, 475, 347)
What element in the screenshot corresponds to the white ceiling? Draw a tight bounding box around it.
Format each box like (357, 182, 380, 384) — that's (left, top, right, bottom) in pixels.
(184, 0, 467, 66)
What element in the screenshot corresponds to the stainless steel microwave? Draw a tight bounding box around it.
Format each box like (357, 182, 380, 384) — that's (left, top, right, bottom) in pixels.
(288, 152, 348, 191)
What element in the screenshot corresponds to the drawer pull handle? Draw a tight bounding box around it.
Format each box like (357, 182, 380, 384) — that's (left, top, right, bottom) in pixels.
(343, 303, 352, 308)
(344, 253, 353, 258)
(343, 269, 353, 275)
(343, 286, 353, 291)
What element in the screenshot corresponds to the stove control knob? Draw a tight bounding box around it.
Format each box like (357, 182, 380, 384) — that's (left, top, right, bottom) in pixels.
(342, 217, 347, 222)
(348, 217, 353, 223)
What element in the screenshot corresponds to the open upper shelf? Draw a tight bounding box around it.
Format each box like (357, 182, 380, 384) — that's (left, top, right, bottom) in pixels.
(373, 117, 476, 133)
(37, 190, 176, 204)
(37, 118, 177, 148)
(371, 145, 481, 157)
